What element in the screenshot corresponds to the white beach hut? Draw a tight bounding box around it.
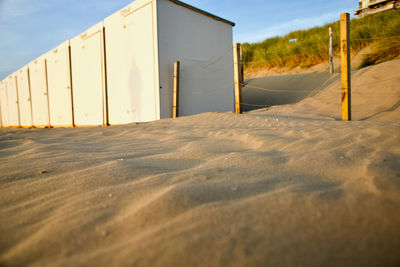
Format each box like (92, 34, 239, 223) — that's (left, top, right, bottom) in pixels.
(0, 0, 235, 128)
(104, 0, 235, 124)
(0, 89, 2, 127)
(0, 97, 2, 128)
(156, 0, 235, 118)
(104, 0, 159, 124)
(28, 55, 50, 127)
(0, 81, 6, 127)
(46, 41, 74, 127)
(5, 74, 20, 127)
(70, 22, 107, 127)
(16, 66, 33, 127)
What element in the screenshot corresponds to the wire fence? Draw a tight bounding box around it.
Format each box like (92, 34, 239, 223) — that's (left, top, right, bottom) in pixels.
(238, 71, 399, 110)
(240, 102, 271, 108)
(177, 33, 399, 112)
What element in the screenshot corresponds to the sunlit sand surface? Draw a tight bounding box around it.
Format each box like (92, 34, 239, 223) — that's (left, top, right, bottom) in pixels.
(1, 60, 399, 266)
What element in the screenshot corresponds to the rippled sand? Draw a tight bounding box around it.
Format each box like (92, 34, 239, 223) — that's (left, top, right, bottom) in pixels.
(0, 60, 399, 266)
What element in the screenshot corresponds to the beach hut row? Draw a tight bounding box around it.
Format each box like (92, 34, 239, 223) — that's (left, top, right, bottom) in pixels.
(0, 0, 235, 128)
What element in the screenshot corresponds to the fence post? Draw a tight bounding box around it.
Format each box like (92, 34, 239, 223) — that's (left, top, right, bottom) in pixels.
(173, 61, 180, 119)
(340, 13, 351, 121)
(329, 27, 334, 75)
(233, 43, 242, 114)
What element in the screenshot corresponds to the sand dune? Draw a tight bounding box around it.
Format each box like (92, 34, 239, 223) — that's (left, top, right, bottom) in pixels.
(244, 46, 372, 79)
(0, 60, 399, 266)
(242, 72, 332, 111)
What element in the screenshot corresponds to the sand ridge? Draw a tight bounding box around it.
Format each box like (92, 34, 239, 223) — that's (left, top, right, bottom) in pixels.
(0, 60, 400, 266)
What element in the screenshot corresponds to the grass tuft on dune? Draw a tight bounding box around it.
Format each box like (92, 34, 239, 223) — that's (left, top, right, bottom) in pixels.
(243, 10, 400, 72)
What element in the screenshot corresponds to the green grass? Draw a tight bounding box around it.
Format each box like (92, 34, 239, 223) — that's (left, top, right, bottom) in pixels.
(243, 10, 400, 72)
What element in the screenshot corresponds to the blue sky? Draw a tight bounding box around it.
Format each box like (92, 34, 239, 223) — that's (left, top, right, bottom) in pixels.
(0, 0, 357, 79)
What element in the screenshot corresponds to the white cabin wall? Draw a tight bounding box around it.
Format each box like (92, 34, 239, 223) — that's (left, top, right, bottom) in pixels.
(16, 66, 33, 127)
(46, 41, 74, 127)
(5, 74, 20, 126)
(70, 22, 107, 126)
(28, 56, 50, 127)
(0, 87, 2, 127)
(156, 0, 234, 118)
(0, 81, 2, 128)
(0, 80, 8, 127)
(104, 0, 160, 124)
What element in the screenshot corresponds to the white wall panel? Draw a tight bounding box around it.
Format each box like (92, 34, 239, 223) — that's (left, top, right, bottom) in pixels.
(105, 0, 158, 124)
(5, 74, 20, 126)
(16, 67, 33, 127)
(157, 0, 234, 118)
(71, 22, 106, 126)
(0, 96, 2, 127)
(0, 81, 7, 127)
(46, 41, 74, 127)
(0, 83, 2, 127)
(29, 56, 50, 127)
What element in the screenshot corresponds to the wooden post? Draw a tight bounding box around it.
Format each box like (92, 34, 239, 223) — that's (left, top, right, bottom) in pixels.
(173, 61, 180, 119)
(329, 27, 334, 75)
(233, 43, 242, 114)
(340, 13, 351, 121)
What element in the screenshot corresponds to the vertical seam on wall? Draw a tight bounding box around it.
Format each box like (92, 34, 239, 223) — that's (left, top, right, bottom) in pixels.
(99, 27, 106, 126)
(102, 26, 110, 126)
(152, 0, 159, 120)
(68, 44, 76, 127)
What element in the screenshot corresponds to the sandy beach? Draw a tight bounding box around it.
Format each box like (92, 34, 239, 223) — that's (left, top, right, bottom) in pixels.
(0, 59, 399, 266)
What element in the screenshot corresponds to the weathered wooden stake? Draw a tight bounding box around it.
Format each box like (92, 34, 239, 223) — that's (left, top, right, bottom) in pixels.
(329, 27, 334, 75)
(340, 13, 351, 121)
(173, 61, 180, 119)
(233, 43, 242, 114)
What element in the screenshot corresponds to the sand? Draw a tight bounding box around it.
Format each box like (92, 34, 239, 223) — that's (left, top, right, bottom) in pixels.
(242, 72, 332, 112)
(0, 59, 400, 267)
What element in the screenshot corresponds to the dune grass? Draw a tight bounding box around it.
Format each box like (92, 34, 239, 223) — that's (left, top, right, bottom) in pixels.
(243, 10, 400, 71)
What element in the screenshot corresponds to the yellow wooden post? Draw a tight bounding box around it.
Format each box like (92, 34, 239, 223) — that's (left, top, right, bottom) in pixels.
(340, 13, 351, 121)
(233, 43, 242, 114)
(173, 61, 180, 119)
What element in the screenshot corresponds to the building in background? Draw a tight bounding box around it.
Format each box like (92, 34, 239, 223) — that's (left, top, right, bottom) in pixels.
(355, 0, 400, 17)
